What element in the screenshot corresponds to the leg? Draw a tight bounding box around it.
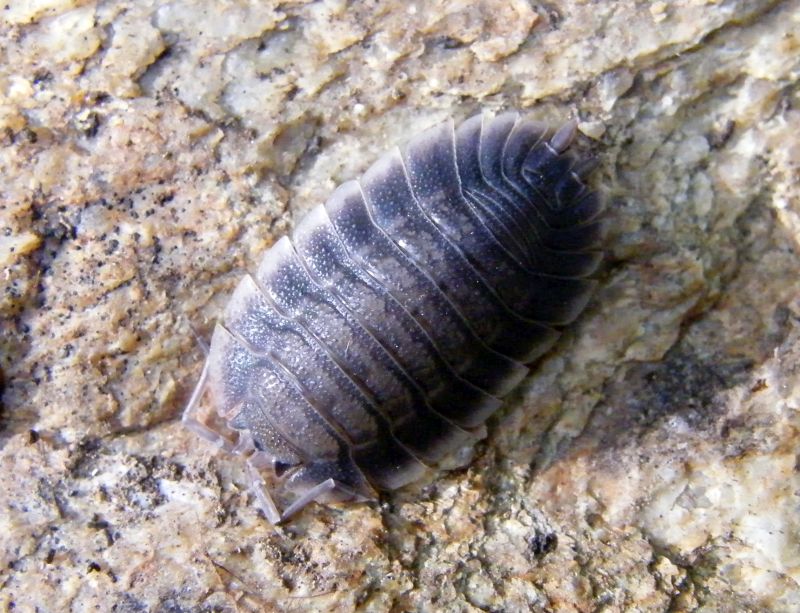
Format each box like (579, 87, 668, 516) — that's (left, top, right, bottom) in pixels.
(276, 459, 375, 521)
(280, 479, 369, 522)
(246, 462, 282, 525)
(181, 360, 235, 453)
(246, 461, 365, 524)
(186, 316, 210, 355)
(245, 456, 371, 523)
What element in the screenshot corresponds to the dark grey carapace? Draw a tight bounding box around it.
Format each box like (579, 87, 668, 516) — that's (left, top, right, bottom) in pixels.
(183, 111, 605, 523)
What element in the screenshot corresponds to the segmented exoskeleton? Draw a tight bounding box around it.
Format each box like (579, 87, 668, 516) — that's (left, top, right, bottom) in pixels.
(183, 111, 605, 523)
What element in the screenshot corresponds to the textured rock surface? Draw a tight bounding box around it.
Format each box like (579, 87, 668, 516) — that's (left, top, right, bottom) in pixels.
(2, 0, 799, 610)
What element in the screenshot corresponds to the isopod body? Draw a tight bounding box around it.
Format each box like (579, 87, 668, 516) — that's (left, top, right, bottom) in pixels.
(183, 111, 605, 523)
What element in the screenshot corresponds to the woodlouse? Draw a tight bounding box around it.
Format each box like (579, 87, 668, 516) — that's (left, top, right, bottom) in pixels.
(183, 111, 605, 523)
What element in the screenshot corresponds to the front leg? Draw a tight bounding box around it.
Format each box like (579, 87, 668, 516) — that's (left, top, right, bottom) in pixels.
(182, 361, 235, 453)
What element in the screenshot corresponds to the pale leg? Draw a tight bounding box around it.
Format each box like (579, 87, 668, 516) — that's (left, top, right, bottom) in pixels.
(280, 479, 338, 521)
(280, 479, 369, 522)
(181, 361, 235, 453)
(246, 462, 282, 525)
(245, 464, 361, 524)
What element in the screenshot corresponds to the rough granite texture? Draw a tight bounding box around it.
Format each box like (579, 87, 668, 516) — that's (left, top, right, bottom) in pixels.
(1, 0, 799, 611)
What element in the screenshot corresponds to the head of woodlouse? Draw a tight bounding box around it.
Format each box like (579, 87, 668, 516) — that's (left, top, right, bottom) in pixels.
(183, 110, 605, 523)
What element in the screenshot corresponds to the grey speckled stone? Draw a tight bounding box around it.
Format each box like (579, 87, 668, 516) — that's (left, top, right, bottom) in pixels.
(1, 0, 799, 611)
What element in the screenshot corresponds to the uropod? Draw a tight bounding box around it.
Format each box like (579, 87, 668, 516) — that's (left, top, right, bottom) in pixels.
(183, 111, 605, 523)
